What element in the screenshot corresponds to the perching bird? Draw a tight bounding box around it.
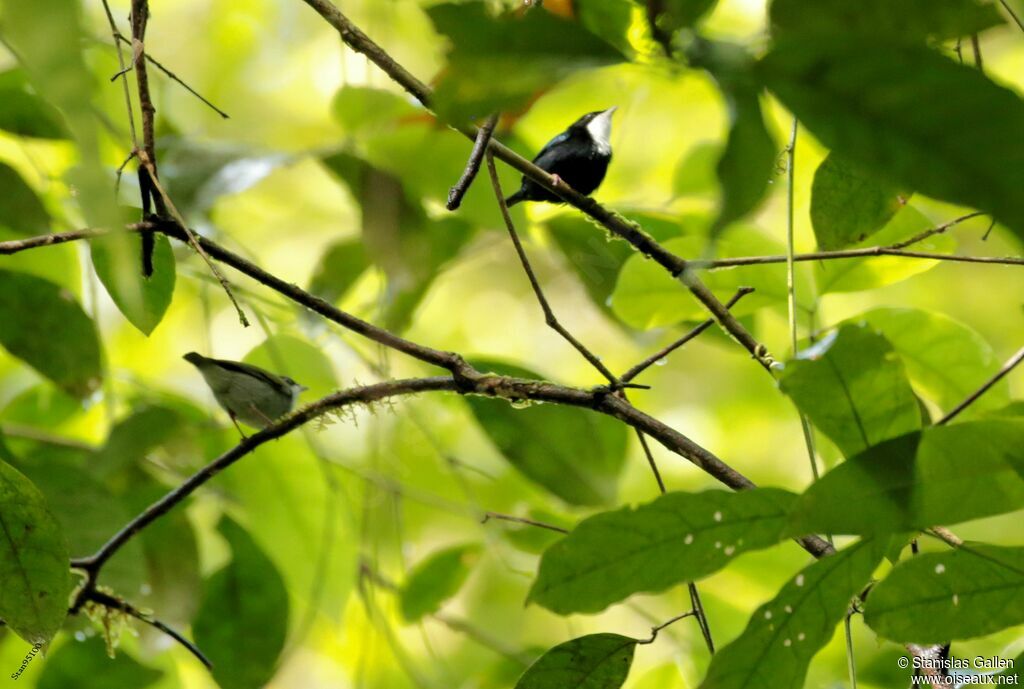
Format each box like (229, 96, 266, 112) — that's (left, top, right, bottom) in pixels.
(184, 352, 307, 436)
(505, 106, 616, 207)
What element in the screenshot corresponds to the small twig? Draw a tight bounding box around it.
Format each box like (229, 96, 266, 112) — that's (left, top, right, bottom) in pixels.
(100, 0, 139, 146)
(887, 212, 985, 250)
(113, 33, 229, 118)
(982, 218, 997, 240)
(620, 287, 754, 384)
(447, 114, 497, 210)
(971, 33, 984, 72)
(998, 0, 1024, 32)
(637, 609, 697, 645)
(936, 345, 1024, 424)
(481, 511, 568, 534)
(928, 527, 964, 548)
(84, 589, 212, 670)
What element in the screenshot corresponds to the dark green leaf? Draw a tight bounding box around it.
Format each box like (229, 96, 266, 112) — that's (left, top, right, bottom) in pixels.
(90, 232, 176, 336)
(0, 68, 68, 139)
(0, 458, 71, 645)
(0, 269, 102, 398)
(700, 538, 888, 689)
(672, 142, 721, 197)
(38, 637, 162, 689)
(779, 324, 920, 457)
(194, 518, 289, 689)
(865, 543, 1024, 643)
(760, 36, 1024, 242)
(307, 239, 369, 305)
(770, 0, 1004, 41)
(0, 162, 50, 237)
(860, 308, 1010, 413)
(811, 153, 908, 249)
(92, 405, 186, 478)
(1, 384, 81, 428)
(788, 420, 1024, 535)
(400, 544, 481, 622)
(515, 633, 637, 689)
(712, 90, 776, 236)
(530, 489, 796, 614)
(427, 2, 624, 120)
(466, 359, 628, 506)
(651, 0, 719, 34)
(574, 0, 637, 56)
(815, 205, 955, 294)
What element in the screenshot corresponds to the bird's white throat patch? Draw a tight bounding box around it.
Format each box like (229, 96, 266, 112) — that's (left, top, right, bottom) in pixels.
(586, 109, 614, 155)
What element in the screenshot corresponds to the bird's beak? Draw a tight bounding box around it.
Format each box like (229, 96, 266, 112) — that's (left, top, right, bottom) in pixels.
(605, 106, 618, 116)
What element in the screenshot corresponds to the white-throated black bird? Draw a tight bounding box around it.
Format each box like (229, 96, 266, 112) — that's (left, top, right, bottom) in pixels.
(184, 352, 307, 436)
(505, 107, 617, 207)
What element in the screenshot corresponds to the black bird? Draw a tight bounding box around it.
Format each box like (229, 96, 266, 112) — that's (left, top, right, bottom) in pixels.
(505, 107, 616, 207)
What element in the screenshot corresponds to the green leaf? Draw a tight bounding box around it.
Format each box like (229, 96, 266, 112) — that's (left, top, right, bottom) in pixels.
(611, 228, 814, 329)
(0, 458, 71, 645)
(0, 162, 50, 237)
(514, 633, 637, 689)
(770, 0, 1005, 41)
(672, 142, 721, 197)
(778, 323, 920, 457)
(307, 238, 369, 306)
(90, 232, 176, 336)
(860, 308, 1010, 413)
(652, 0, 719, 33)
(0, 68, 68, 139)
(574, 0, 637, 57)
(244, 334, 337, 399)
(427, 2, 625, 121)
(331, 86, 418, 138)
(815, 205, 955, 294)
(760, 35, 1024, 242)
(92, 405, 186, 478)
(712, 90, 776, 236)
(700, 538, 888, 689)
(788, 420, 1024, 535)
(38, 637, 162, 689)
(400, 544, 481, 622)
(193, 518, 289, 689)
(811, 153, 908, 249)
(466, 359, 628, 506)
(530, 488, 796, 614)
(865, 544, 1024, 643)
(0, 269, 102, 398)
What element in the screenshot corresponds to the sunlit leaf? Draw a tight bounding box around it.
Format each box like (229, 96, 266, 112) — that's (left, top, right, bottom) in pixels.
(0, 458, 71, 645)
(38, 637, 162, 689)
(779, 324, 920, 457)
(859, 308, 1009, 413)
(244, 334, 337, 399)
(0, 269, 102, 398)
(0, 68, 68, 139)
(700, 538, 889, 689)
(529, 488, 796, 614)
(90, 232, 176, 336)
(760, 35, 1024, 242)
(515, 633, 637, 689)
(0, 162, 50, 237)
(194, 518, 289, 689)
(466, 359, 627, 506)
(811, 153, 907, 249)
(788, 420, 1024, 535)
(427, 1, 625, 121)
(400, 543, 481, 622)
(865, 544, 1024, 643)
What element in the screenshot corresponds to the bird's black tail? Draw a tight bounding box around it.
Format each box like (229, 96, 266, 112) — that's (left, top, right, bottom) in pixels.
(504, 189, 526, 207)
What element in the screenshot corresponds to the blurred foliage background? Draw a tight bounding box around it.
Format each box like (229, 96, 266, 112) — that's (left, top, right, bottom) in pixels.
(0, 0, 1022, 687)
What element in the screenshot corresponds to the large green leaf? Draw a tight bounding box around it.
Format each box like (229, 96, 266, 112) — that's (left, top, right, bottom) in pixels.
(0, 162, 50, 237)
(700, 538, 888, 689)
(244, 334, 337, 400)
(788, 420, 1024, 535)
(92, 405, 187, 478)
(427, 1, 625, 121)
(307, 238, 369, 307)
(815, 206, 955, 294)
(859, 308, 1009, 413)
(90, 232, 176, 336)
(0, 269, 102, 398)
(811, 153, 907, 250)
(0, 458, 71, 645)
(466, 359, 628, 506)
(770, 0, 1004, 41)
(0, 68, 68, 139)
(38, 637, 162, 689)
(779, 324, 920, 457)
(529, 488, 796, 614)
(865, 544, 1024, 643)
(760, 35, 1024, 242)
(193, 519, 289, 689)
(515, 633, 637, 689)
(399, 543, 481, 622)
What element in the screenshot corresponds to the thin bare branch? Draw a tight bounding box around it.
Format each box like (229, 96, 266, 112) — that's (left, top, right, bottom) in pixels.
(447, 114, 497, 210)
(937, 345, 1024, 424)
(481, 512, 568, 534)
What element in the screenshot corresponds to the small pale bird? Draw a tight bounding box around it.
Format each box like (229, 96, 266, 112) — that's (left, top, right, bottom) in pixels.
(504, 106, 617, 206)
(184, 352, 307, 436)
